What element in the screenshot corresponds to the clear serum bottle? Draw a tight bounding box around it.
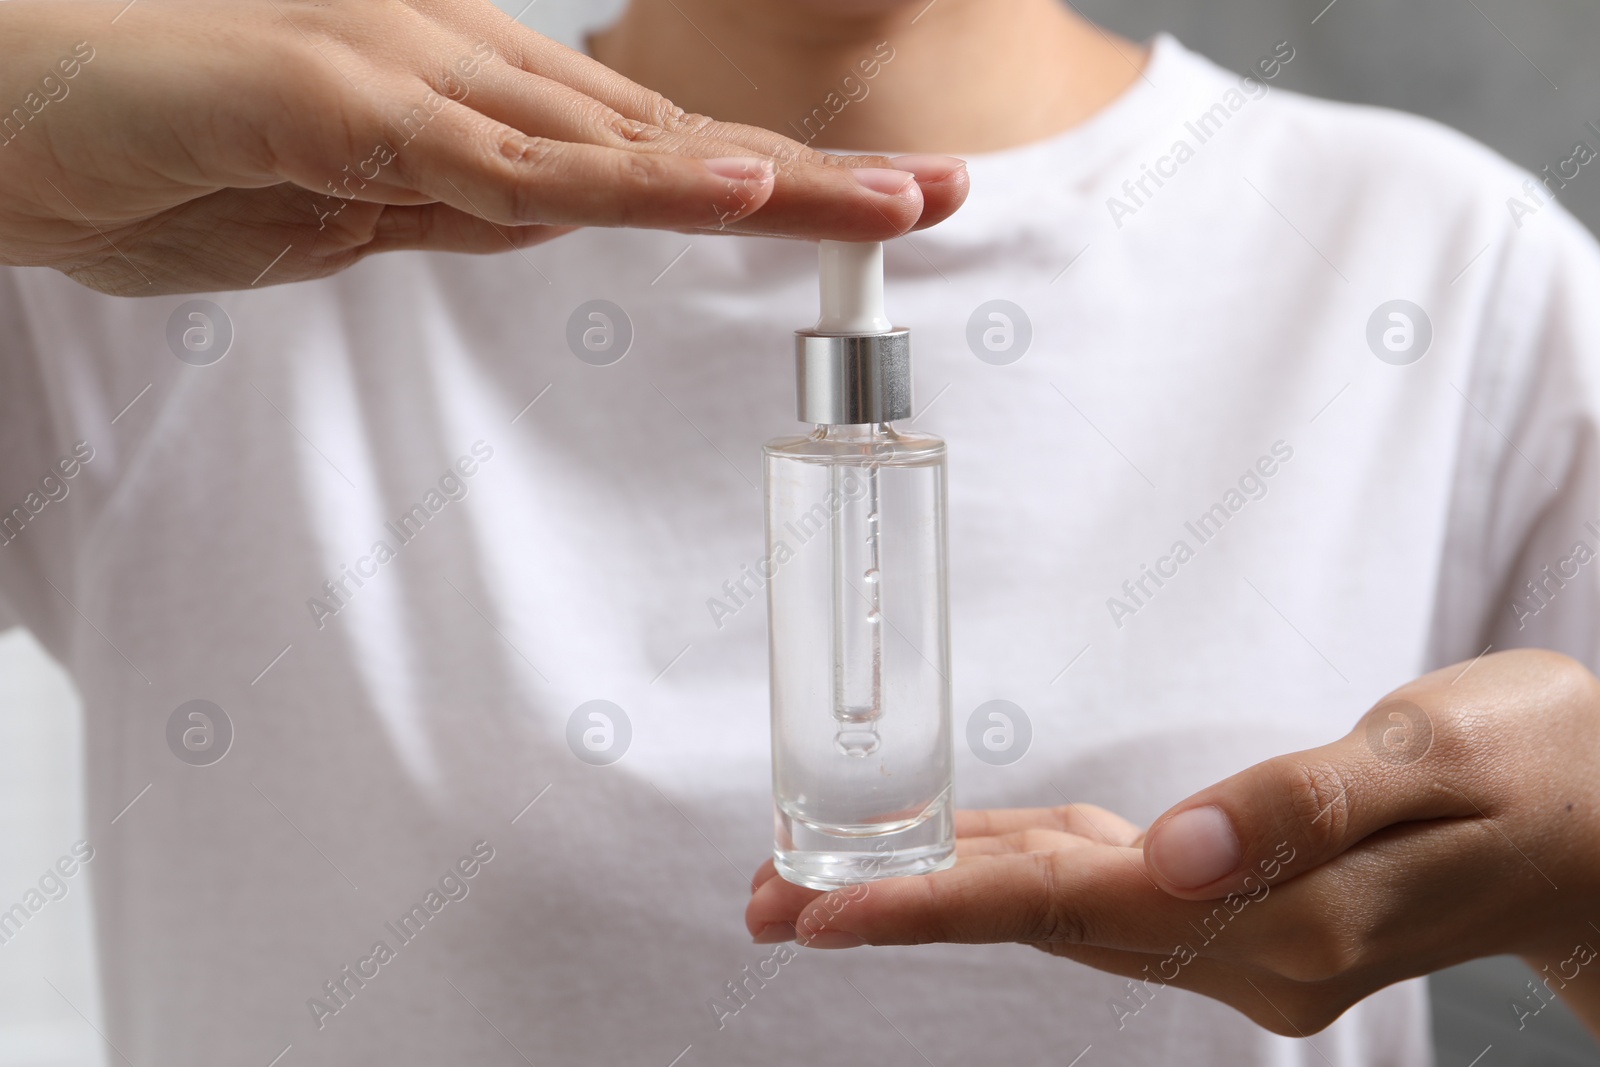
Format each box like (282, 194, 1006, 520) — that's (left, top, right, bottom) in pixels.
(764, 241, 955, 890)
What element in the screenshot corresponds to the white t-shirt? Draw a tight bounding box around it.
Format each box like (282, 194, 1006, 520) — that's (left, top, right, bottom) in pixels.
(3, 34, 1598, 1067)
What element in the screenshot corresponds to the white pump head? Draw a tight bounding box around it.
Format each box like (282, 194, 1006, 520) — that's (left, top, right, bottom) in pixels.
(815, 241, 893, 335)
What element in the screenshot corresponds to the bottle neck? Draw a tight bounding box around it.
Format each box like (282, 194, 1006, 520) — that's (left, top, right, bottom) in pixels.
(815, 423, 893, 442)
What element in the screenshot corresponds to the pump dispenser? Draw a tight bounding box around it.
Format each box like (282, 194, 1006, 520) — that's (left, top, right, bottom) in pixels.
(763, 241, 956, 890)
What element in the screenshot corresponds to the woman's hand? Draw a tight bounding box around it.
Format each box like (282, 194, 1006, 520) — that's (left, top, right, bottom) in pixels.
(0, 0, 967, 294)
(746, 650, 1600, 1036)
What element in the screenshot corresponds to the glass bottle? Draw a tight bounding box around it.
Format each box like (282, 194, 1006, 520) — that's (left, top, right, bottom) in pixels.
(763, 242, 955, 890)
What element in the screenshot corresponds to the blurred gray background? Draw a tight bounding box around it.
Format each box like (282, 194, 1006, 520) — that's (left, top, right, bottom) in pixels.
(3, 1, 1597, 1064)
(1074, 0, 1600, 238)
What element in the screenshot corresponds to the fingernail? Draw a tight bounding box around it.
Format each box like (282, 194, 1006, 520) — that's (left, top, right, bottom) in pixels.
(852, 168, 916, 196)
(1147, 806, 1241, 889)
(797, 930, 865, 950)
(703, 156, 774, 182)
(752, 922, 796, 944)
(889, 153, 967, 183)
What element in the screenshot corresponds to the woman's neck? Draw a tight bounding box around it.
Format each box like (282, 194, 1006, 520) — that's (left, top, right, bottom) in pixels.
(588, 0, 1146, 154)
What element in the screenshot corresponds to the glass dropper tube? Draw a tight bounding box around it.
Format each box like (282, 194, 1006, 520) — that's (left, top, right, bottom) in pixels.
(832, 440, 883, 757)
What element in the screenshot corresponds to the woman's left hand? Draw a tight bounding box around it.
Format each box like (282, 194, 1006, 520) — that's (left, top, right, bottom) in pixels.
(745, 649, 1600, 1035)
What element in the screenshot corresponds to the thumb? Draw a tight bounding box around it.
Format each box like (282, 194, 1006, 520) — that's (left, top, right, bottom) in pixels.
(1141, 698, 1473, 900)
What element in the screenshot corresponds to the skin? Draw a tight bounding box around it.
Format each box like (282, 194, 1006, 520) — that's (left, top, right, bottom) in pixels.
(589, 0, 1146, 154)
(0, 0, 971, 294)
(747, 650, 1600, 1037)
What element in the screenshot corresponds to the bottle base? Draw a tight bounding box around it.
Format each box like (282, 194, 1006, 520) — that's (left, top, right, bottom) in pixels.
(773, 789, 956, 890)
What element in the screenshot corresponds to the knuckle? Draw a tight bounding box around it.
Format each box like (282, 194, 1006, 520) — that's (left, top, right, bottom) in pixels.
(1271, 936, 1363, 984)
(1021, 828, 1061, 852)
(1029, 853, 1089, 945)
(1260, 905, 1364, 983)
(613, 152, 680, 213)
(605, 115, 666, 148)
(620, 150, 675, 183)
(279, 40, 351, 106)
(282, 0, 390, 55)
(1532, 649, 1600, 715)
(912, 877, 961, 945)
(500, 132, 562, 169)
(840, 153, 895, 169)
(1050, 803, 1081, 828)
(1283, 758, 1351, 854)
(499, 135, 564, 220)
(766, 142, 814, 171)
(655, 106, 715, 136)
(1361, 696, 1442, 767)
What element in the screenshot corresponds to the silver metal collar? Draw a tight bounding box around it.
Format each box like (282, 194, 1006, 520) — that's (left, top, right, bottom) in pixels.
(795, 329, 912, 425)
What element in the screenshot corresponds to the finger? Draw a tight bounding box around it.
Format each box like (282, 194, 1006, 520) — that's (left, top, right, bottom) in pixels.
(957, 804, 1144, 846)
(371, 98, 778, 228)
(1141, 699, 1476, 900)
(684, 163, 926, 240)
(745, 869, 826, 937)
(268, 73, 780, 231)
(482, 35, 961, 233)
(749, 857, 781, 894)
(882, 153, 969, 231)
(459, 66, 938, 238)
(498, 31, 698, 128)
(626, 114, 969, 232)
(956, 828, 1105, 857)
(790, 847, 1212, 954)
(745, 852, 1029, 930)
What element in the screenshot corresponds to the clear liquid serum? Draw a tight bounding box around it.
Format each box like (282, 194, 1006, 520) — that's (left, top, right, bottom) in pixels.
(763, 241, 956, 890)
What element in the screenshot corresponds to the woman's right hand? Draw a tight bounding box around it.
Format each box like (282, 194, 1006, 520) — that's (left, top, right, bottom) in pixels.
(0, 0, 967, 294)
